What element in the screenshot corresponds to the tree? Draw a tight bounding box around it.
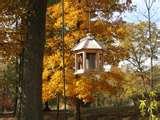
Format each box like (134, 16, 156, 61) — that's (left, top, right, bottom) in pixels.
(129, 0, 160, 88)
(42, 0, 133, 105)
(0, 0, 29, 59)
(126, 22, 159, 90)
(143, 0, 159, 88)
(20, 0, 47, 120)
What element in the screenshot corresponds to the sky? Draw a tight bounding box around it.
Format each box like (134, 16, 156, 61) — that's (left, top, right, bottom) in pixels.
(123, 0, 160, 27)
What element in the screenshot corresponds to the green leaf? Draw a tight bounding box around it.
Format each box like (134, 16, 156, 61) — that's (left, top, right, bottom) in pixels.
(139, 100, 147, 116)
(149, 91, 156, 98)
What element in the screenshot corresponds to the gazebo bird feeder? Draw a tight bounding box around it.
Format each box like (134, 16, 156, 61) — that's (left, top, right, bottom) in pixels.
(72, 33, 104, 75)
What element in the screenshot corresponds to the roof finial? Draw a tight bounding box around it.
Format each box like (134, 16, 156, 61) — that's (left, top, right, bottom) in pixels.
(86, 33, 94, 39)
(87, 33, 92, 36)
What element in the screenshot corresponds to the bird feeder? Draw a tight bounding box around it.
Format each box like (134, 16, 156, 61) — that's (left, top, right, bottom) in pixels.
(72, 33, 104, 75)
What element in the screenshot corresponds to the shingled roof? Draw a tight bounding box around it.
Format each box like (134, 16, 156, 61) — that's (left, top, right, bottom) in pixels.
(72, 33, 103, 51)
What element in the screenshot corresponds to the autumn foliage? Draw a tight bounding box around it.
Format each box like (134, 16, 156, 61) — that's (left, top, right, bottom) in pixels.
(42, 0, 133, 103)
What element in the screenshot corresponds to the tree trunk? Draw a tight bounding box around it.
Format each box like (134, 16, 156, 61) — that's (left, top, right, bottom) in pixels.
(44, 102, 51, 111)
(21, 0, 47, 120)
(56, 94, 60, 120)
(75, 99, 81, 120)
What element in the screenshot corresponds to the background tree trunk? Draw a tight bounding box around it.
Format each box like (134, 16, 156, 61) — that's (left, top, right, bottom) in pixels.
(75, 99, 81, 120)
(21, 0, 47, 120)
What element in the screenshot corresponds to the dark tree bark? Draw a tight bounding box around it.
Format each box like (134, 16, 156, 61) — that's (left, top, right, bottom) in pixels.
(44, 102, 51, 111)
(56, 93, 60, 120)
(75, 99, 81, 120)
(21, 0, 47, 120)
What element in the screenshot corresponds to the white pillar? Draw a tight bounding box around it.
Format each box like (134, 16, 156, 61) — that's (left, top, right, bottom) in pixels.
(83, 52, 86, 72)
(75, 54, 77, 71)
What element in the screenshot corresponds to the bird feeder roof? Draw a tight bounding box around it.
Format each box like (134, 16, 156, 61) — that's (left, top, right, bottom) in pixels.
(72, 33, 103, 51)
